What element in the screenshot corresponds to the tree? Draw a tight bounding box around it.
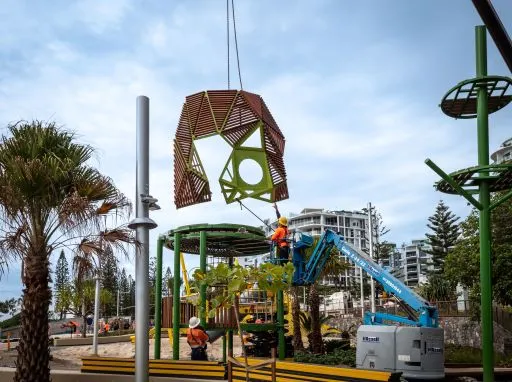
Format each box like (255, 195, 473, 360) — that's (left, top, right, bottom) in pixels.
(100, 246, 119, 317)
(425, 200, 460, 275)
(56, 278, 113, 337)
(362, 206, 392, 265)
(303, 238, 349, 354)
(163, 266, 172, 296)
(361, 205, 397, 305)
(290, 285, 304, 351)
(128, 275, 136, 317)
(54, 250, 70, 319)
(166, 276, 183, 298)
(445, 193, 512, 311)
(417, 274, 455, 302)
(0, 121, 134, 382)
(118, 268, 130, 315)
(0, 298, 19, 315)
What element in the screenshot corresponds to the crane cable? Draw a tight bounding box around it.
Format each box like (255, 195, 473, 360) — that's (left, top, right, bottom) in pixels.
(237, 199, 272, 230)
(226, 0, 243, 90)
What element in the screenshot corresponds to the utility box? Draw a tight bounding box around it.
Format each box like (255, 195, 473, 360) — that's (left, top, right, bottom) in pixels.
(356, 325, 444, 380)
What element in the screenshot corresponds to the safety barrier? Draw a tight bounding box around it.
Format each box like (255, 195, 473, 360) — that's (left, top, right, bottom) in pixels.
(231, 359, 402, 382)
(81, 357, 226, 380)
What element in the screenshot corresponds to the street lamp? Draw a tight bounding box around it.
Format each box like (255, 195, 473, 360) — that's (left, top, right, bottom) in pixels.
(128, 96, 159, 382)
(92, 273, 102, 356)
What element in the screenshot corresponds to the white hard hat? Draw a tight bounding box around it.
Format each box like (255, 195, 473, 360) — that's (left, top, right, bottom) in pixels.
(189, 316, 200, 328)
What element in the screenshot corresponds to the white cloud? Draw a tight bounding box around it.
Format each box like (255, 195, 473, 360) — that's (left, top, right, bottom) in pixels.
(0, 0, 511, 299)
(73, 0, 132, 34)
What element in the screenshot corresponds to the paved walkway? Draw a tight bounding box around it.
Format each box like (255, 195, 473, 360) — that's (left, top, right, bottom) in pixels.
(445, 367, 512, 380)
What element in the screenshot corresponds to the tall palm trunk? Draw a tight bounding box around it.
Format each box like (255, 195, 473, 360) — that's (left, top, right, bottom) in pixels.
(308, 283, 324, 354)
(291, 286, 304, 351)
(14, 249, 51, 382)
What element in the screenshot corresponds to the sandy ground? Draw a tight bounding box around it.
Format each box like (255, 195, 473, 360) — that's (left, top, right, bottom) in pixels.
(0, 337, 243, 369)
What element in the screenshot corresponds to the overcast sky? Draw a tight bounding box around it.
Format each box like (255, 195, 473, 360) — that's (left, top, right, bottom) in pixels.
(0, 0, 511, 301)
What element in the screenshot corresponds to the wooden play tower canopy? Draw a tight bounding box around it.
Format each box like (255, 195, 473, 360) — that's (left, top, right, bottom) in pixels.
(173, 89, 289, 209)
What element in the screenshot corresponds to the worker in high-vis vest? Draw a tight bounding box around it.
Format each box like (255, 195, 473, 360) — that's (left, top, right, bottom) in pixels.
(271, 203, 290, 265)
(186, 317, 209, 361)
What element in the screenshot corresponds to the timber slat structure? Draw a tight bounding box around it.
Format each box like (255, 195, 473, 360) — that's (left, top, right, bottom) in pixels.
(231, 359, 401, 382)
(174, 89, 288, 209)
(81, 357, 226, 380)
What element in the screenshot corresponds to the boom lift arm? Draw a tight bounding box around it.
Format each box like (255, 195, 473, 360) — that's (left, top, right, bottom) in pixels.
(291, 229, 438, 328)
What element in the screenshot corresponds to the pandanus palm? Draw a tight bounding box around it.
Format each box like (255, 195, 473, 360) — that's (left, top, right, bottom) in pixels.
(0, 121, 134, 382)
(303, 237, 349, 354)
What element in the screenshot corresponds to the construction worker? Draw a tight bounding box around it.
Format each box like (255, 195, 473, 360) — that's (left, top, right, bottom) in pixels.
(271, 203, 290, 265)
(186, 317, 209, 361)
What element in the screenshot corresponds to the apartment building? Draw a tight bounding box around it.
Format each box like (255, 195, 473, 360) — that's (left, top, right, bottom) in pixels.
(491, 137, 512, 164)
(263, 207, 370, 287)
(399, 239, 432, 287)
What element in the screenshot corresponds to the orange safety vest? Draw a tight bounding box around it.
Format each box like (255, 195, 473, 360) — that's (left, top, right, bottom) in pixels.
(271, 227, 289, 247)
(187, 328, 209, 348)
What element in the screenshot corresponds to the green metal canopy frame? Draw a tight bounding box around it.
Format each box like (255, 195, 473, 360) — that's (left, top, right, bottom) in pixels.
(152, 223, 286, 362)
(163, 223, 269, 258)
(426, 26, 512, 382)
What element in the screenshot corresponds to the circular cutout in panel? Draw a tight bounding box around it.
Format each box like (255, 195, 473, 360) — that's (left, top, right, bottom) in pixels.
(238, 158, 264, 186)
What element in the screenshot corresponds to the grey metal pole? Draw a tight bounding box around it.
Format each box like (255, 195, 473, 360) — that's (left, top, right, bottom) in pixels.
(117, 289, 120, 318)
(128, 96, 158, 382)
(92, 274, 101, 355)
(359, 268, 364, 318)
(368, 203, 376, 314)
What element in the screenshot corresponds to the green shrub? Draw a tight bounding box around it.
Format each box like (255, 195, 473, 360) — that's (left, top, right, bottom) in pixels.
(0, 313, 21, 329)
(294, 348, 356, 367)
(324, 339, 350, 353)
(445, 344, 512, 366)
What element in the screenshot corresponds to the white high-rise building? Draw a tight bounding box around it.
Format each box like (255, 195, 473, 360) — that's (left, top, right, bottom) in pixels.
(263, 208, 370, 287)
(399, 239, 432, 287)
(491, 137, 512, 164)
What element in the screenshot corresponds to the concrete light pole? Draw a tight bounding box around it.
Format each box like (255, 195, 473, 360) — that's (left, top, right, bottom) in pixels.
(128, 96, 159, 382)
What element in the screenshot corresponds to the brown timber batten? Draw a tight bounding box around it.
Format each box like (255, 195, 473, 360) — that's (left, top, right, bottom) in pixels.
(174, 89, 288, 209)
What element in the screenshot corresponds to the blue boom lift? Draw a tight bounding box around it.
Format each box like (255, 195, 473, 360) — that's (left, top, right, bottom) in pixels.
(291, 229, 444, 380)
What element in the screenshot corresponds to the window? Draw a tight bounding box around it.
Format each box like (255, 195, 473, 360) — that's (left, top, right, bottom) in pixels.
(326, 217, 337, 225)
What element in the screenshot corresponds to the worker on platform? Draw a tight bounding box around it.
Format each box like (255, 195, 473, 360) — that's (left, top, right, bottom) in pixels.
(187, 317, 209, 361)
(271, 203, 290, 265)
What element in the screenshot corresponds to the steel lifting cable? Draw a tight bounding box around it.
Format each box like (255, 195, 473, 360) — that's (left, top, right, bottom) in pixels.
(237, 199, 272, 230)
(231, 0, 243, 90)
(226, 0, 230, 90)
(226, 0, 243, 90)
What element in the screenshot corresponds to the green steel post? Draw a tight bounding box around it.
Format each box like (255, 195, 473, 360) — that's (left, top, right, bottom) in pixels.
(476, 25, 494, 382)
(277, 290, 285, 360)
(154, 237, 164, 359)
(227, 257, 234, 363)
(173, 233, 181, 360)
(222, 333, 227, 363)
(200, 230, 207, 327)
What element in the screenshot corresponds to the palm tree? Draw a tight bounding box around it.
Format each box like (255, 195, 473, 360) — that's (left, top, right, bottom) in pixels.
(291, 285, 304, 351)
(304, 237, 349, 354)
(0, 121, 134, 382)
